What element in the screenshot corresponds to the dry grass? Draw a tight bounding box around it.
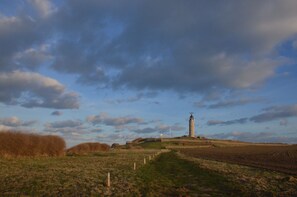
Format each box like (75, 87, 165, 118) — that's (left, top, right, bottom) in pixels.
(0, 131, 65, 157)
(66, 142, 110, 155)
(177, 152, 297, 196)
(0, 149, 159, 196)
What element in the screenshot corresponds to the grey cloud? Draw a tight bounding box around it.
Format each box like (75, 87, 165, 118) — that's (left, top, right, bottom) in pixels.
(207, 118, 248, 126)
(51, 111, 63, 116)
(1, 0, 297, 95)
(250, 104, 297, 123)
(45, 120, 83, 129)
(13, 45, 53, 70)
(51, 40, 108, 86)
(43, 119, 87, 137)
(133, 123, 185, 134)
(208, 98, 261, 109)
(293, 40, 297, 49)
(133, 127, 156, 134)
(207, 104, 297, 126)
(195, 98, 261, 109)
(0, 9, 52, 72)
(28, 0, 56, 18)
(90, 128, 103, 133)
(87, 112, 144, 126)
(107, 92, 158, 104)
(0, 71, 80, 109)
(280, 119, 288, 126)
(0, 116, 37, 127)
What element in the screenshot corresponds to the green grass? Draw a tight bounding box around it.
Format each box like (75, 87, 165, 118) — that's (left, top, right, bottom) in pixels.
(137, 151, 244, 196)
(0, 150, 156, 196)
(138, 141, 166, 149)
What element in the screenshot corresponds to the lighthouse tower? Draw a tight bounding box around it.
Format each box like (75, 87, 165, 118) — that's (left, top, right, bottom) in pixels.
(189, 113, 195, 137)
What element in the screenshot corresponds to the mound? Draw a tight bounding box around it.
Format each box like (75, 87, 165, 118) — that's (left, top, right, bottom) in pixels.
(67, 142, 110, 155)
(0, 131, 66, 157)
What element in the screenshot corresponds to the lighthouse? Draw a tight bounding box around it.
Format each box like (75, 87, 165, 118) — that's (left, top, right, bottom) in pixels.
(189, 113, 195, 137)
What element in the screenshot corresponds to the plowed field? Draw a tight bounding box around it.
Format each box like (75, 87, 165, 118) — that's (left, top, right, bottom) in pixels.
(177, 145, 297, 175)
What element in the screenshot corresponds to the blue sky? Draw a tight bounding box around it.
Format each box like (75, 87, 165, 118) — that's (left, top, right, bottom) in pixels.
(1, 0, 297, 147)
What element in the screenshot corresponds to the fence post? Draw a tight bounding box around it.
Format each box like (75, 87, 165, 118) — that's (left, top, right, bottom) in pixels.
(144, 158, 146, 164)
(107, 172, 110, 187)
(134, 162, 136, 170)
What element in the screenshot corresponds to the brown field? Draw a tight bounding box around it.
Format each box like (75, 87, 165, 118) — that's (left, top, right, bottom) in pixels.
(177, 145, 297, 175)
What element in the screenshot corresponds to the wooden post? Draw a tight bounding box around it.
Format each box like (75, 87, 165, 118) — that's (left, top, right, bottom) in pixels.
(149, 155, 151, 161)
(107, 172, 110, 187)
(134, 162, 136, 170)
(144, 158, 146, 164)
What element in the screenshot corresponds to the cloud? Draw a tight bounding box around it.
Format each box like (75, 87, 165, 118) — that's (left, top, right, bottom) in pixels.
(45, 120, 83, 129)
(280, 119, 288, 126)
(132, 123, 185, 134)
(207, 104, 297, 126)
(133, 127, 156, 134)
(28, 0, 56, 18)
(0, 71, 80, 109)
(195, 98, 261, 109)
(43, 120, 87, 137)
(87, 112, 144, 126)
(0, 13, 50, 72)
(0, 116, 37, 127)
(207, 131, 297, 144)
(1, 1, 297, 95)
(51, 111, 63, 116)
(12, 45, 53, 70)
(106, 92, 158, 104)
(250, 104, 297, 123)
(207, 118, 248, 126)
(293, 40, 297, 49)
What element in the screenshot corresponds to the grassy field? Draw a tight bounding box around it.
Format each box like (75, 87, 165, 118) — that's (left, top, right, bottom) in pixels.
(0, 150, 158, 196)
(136, 151, 244, 196)
(178, 151, 297, 196)
(1, 148, 297, 196)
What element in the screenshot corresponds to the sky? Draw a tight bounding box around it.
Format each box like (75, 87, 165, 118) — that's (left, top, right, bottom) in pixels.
(1, 0, 297, 147)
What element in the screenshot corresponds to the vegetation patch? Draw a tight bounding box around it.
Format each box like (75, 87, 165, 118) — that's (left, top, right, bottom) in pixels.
(66, 142, 110, 155)
(137, 151, 243, 196)
(0, 131, 65, 157)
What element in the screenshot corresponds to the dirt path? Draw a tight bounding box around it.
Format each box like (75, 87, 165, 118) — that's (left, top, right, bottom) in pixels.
(136, 151, 244, 196)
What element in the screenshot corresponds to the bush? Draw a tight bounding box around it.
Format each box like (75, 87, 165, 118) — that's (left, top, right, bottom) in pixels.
(0, 131, 66, 157)
(66, 142, 110, 155)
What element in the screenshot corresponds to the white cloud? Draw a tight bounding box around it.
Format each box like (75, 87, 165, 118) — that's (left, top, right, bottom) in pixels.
(0, 71, 79, 109)
(28, 0, 56, 18)
(0, 116, 37, 130)
(87, 112, 144, 126)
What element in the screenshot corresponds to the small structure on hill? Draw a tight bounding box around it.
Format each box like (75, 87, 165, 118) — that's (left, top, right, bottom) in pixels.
(189, 113, 195, 137)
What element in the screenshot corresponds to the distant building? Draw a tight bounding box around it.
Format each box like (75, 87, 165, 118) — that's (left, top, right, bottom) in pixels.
(189, 113, 195, 137)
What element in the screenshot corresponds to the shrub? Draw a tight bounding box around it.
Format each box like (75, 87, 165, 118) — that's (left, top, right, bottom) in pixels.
(0, 131, 66, 157)
(67, 142, 110, 155)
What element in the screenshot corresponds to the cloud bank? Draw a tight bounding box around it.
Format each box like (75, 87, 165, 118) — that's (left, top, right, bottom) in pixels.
(0, 71, 79, 109)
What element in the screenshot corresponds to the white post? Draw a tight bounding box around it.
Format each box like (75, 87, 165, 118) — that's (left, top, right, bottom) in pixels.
(107, 172, 110, 187)
(144, 158, 146, 164)
(134, 162, 136, 170)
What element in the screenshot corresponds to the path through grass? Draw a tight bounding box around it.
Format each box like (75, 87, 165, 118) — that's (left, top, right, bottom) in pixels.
(137, 151, 244, 196)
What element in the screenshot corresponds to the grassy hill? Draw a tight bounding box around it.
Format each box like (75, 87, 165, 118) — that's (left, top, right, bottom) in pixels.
(125, 136, 256, 149)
